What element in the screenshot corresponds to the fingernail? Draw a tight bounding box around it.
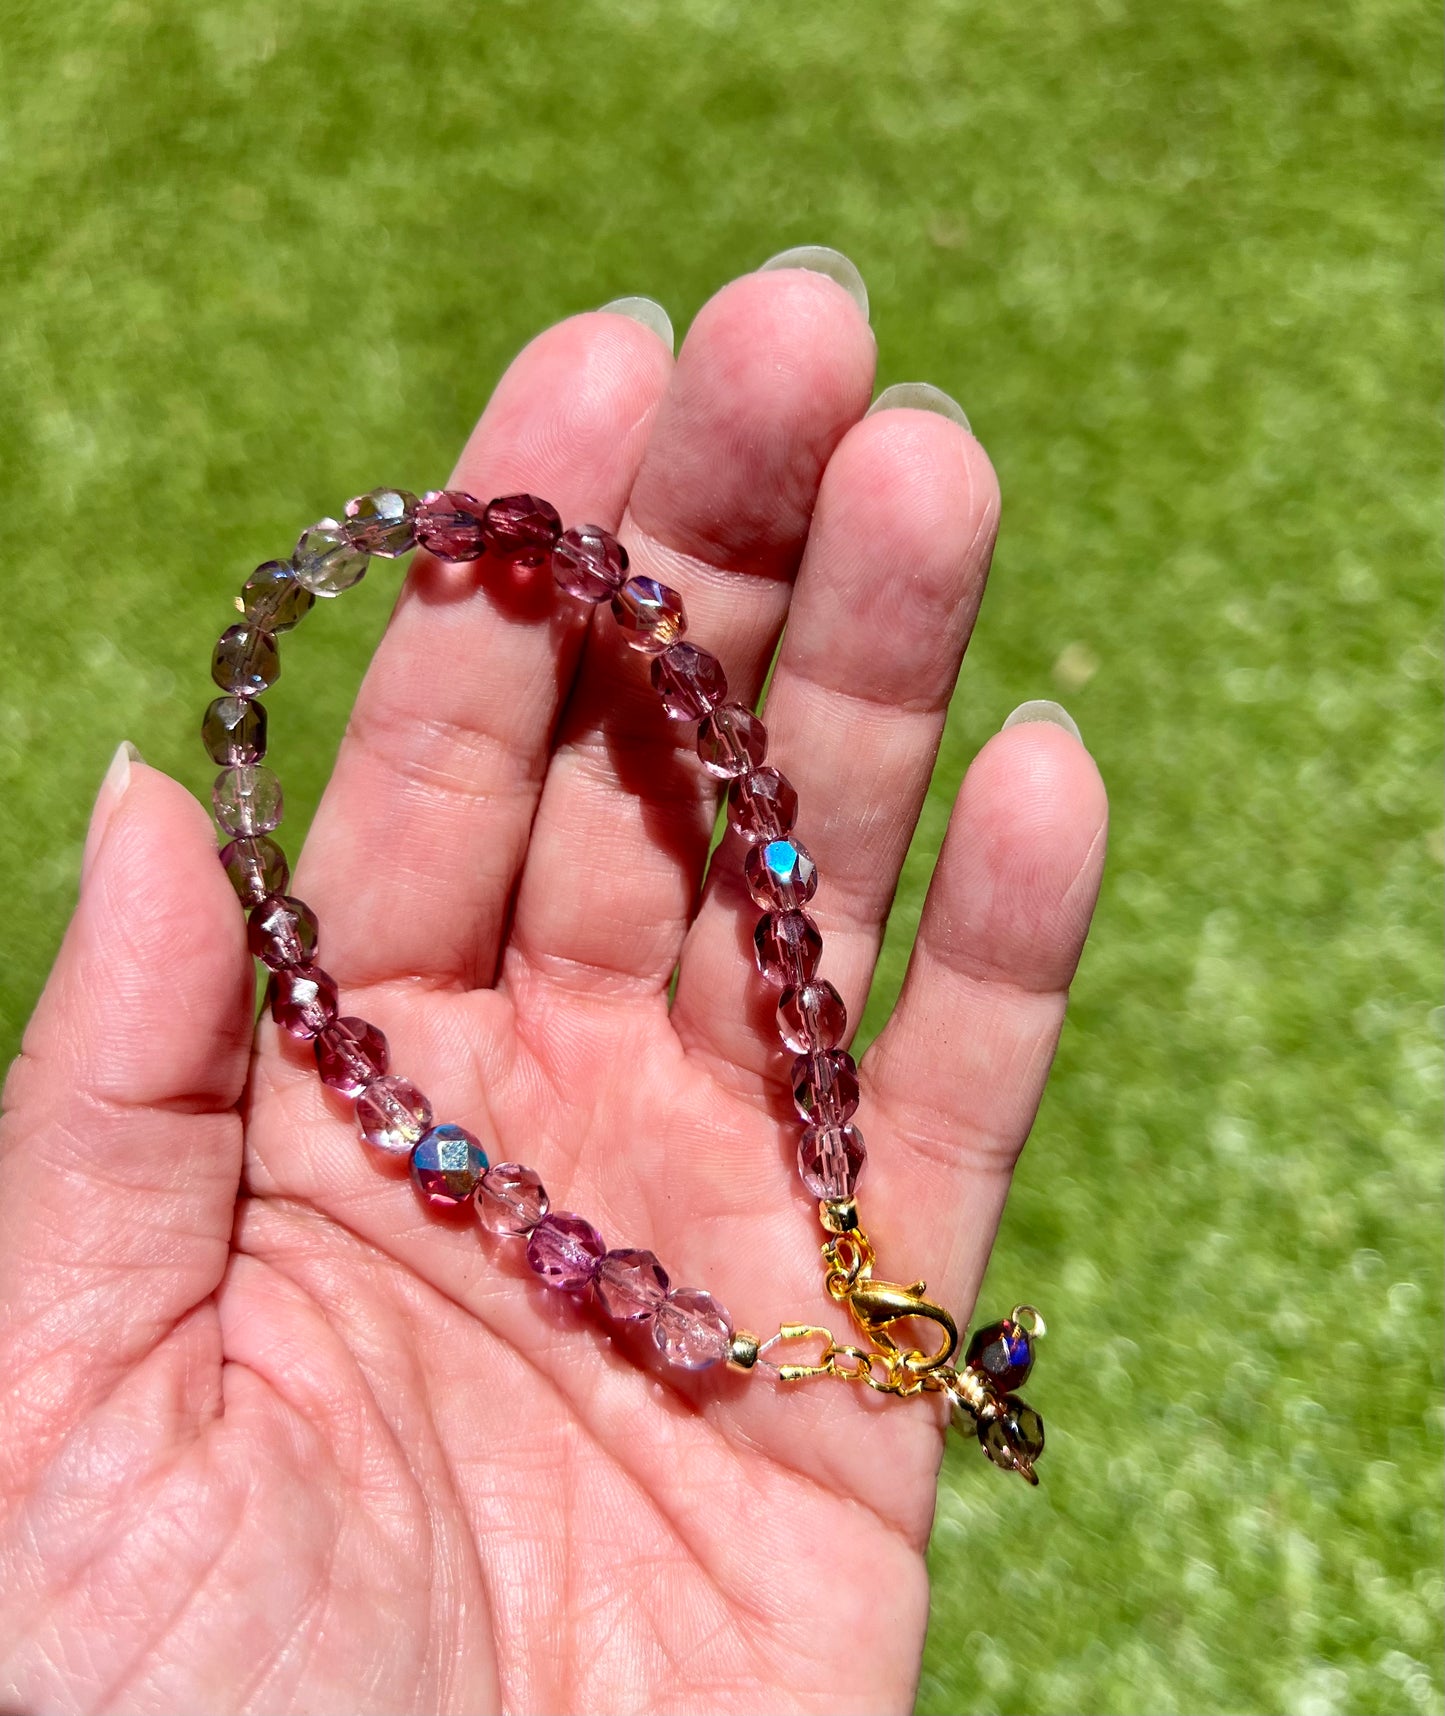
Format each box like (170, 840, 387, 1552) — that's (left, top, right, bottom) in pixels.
(81, 741, 142, 889)
(757, 245, 869, 322)
(867, 382, 971, 433)
(1001, 701, 1082, 743)
(597, 296, 675, 355)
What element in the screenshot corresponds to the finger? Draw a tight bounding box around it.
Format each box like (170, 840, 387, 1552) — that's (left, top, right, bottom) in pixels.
(0, 750, 252, 1466)
(302, 310, 674, 989)
(503, 267, 876, 995)
(671, 404, 999, 1078)
(861, 720, 1108, 1316)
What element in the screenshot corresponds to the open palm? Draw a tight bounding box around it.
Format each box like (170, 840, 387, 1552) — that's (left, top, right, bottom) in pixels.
(0, 266, 1107, 1714)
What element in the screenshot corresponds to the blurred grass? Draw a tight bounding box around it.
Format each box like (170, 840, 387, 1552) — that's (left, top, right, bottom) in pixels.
(0, 1, 1439, 1710)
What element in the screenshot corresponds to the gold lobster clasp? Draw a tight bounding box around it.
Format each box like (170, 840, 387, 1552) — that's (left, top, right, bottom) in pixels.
(822, 1230, 960, 1391)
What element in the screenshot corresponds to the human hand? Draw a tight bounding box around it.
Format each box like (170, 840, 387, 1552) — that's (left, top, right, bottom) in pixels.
(0, 261, 1107, 1714)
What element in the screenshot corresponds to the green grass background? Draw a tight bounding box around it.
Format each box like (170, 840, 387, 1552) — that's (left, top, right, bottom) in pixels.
(1, 1, 1440, 1710)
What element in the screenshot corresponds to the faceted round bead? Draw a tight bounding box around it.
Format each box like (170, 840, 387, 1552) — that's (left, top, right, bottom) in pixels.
(791, 1048, 861, 1125)
(475, 1162, 549, 1237)
(552, 523, 628, 600)
(526, 1211, 606, 1292)
(202, 695, 267, 765)
(797, 1121, 867, 1199)
(727, 767, 799, 845)
(744, 837, 818, 911)
(356, 1076, 433, 1156)
(776, 980, 848, 1052)
(650, 642, 728, 721)
(753, 909, 823, 987)
(964, 1319, 1034, 1395)
(611, 576, 686, 652)
(415, 489, 487, 560)
(652, 1287, 734, 1371)
(980, 1398, 1045, 1477)
(697, 703, 766, 779)
(293, 519, 370, 596)
(344, 488, 419, 557)
(270, 964, 339, 1040)
(213, 764, 283, 836)
(483, 493, 563, 568)
(595, 1249, 670, 1323)
(411, 1123, 488, 1206)
(212, 624, 279, 697)
(314, 1016, 389, 1098)
(220, 834, 290, 905)
(247, 892, 318, 970)
(241, 560, 314, 632)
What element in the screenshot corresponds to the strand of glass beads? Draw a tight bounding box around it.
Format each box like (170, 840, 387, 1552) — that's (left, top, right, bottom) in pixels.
(200, 484, 1049, 1482)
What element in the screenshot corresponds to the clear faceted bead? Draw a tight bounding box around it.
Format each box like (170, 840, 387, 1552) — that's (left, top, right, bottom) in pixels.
(202, 695, 267, 765)
(797, 1121, 866, 1199)
(293, 519, 370, 596)
(650, 642, 728, 720)
(791, 1048, 860, 1125)
(776, 979, 848, 1052)
(270, 964, 339, 1040)
(552, 523, 628, 600)
(356, 1076, 433, 1155)
(611, 576, 686, 652)
(344, 488, 419, 557)
(753, 910, 823, 986)
(653, 1287, 733, 1370)
(595, 1249, 670, 1322)
(483, 494, 563, 567)
(220, 834, 289, 905)
(697, 703, 766, 778)
(314, 1016, 389, 1097)
(412, 1123, 488, 1206)
(415, 490, 487, 560)
(241, 561, 314, 632)
(526, 1211, 606, 1291)
(211, 624, 279, 696)
(744, 837, 818, 911)
(247, 892, 318, 969)
(475, 1162, 549, 1237)
(727, 767, 798, 844)
(213, 764, 283, 835)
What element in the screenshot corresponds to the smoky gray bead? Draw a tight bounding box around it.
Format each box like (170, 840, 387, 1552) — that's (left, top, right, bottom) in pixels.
(241, 561, 315, 632)
(213, 764, 284, 835)
(211, 624, 279, 696)
(202, 695, 267, 765)
(344, 489, 419, 557)
(292, 519, 370, 596)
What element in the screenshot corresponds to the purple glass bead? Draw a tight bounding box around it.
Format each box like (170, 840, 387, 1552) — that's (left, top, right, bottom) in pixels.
(412, 1123, 488, 1206)
(270, 964, 339, 1040)
(314, 1016, 389, 1098)
(965, 1318, 1035, 1394)
(483, 494, 563, 568)
(611, 576, 686, 653)
(753, 910, 823, 987)
(650, 642, 728, 721)
(653, 1287, 734, 1371)
(595, 1248, 670, 1322)
(213, 764, 283, 836)
(797, 1122, 867, 1200)
(475, 1162, 549, 1237)
(202, 695, 267, 766)
(791, 1049, 860, 1126)
(552, 523, 629, 600)
(293, 519, 369, 596)
(344, 488, 419, 557)
(727, 767, 798, 845)
(247, 892, 318, 970)
(416, 490, 487, 561)
(356, 1076, 433, 1155)
(240, 561, 314, 632)
(776, 980, 848, 1052)
(526, 1211, 606, 1291)
(212, 624, 279, 697)
(220, 834, 289, 906)
(744, 837, 818, 911)
(697, 703, 766, 779)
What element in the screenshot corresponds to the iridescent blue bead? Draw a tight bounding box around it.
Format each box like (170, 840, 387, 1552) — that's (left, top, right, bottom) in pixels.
(964, 1318, 1034, 1393)
(743, 836, 818, 912)
(411, 1123, 488, 1206)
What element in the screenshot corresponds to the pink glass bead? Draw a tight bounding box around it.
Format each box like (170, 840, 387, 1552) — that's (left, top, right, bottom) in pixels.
(241, 561, 314, 632)
(791, 1049, 860, 1125)
(213, 764, 283, 835)
(526, 1211, 606, 1291)
(727, 767, 798, 844)
(416, 489, 487, 560)
(596, 1249, 670, 1322)
(293, 519, 369, 596)
(412, 1123, 488, 1206)
(552, 523, 629, 600)
(344, 488, 419, 557)
(697, 703, 766, 779)
(611, 576, 686, 652)
(270, 964, 339, 1040)
(475, 1162, 549, 1237)
(212, 624, 279, 697)
(357, 1076, 433, 1155)
(797, 1122, 867, 1199)
(753, 910, 823, 986)
(650, 642, 728, 720)
(776, 980, 848, 1053)
(220, 834, 289, 905)
(202, 695, 266, 765)
(315, 1016, 389, 1097)
(745, 837, 818, 911)
(653, 1288, 733, 1371)
(247, 892, 318, 969)
(483, 493, 563, 568)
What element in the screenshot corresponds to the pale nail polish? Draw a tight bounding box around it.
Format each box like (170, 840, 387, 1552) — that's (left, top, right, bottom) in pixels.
(866, 381, 971, 433)
(1001, 701, 1082, 743)
(81, 741, 143, 889)
(597, 296, 675, 354)
(757, 245, 869, 322)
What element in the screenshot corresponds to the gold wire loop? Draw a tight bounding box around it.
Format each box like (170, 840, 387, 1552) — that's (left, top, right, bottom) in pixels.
(1011, 1304, 1047, 1339)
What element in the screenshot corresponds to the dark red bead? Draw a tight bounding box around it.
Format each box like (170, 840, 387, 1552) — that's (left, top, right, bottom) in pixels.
(482, 494, 562, 567)
(270, 964, 338, 1039)
(965, 1319, 1034, 1394)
